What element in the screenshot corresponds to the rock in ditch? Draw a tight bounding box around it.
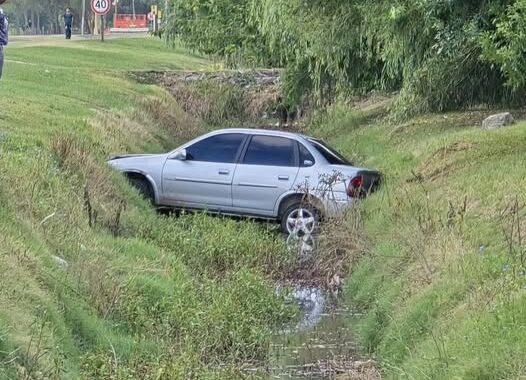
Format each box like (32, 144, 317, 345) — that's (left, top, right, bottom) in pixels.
(482, 112, 514, 130)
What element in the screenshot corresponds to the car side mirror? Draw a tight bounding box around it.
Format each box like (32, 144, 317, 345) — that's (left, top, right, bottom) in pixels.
(171, 149, 187, 161)
(303, 160, 314, 167)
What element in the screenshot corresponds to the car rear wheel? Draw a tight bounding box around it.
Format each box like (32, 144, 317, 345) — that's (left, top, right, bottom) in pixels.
(281, 203, 320, 236)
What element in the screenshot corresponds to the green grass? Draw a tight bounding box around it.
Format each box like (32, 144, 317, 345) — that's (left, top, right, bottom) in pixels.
(5, 35, 525, 379)
(310, 103, 526, 379)
(2, 38, 208, 145)
(0, 37, 294, 378)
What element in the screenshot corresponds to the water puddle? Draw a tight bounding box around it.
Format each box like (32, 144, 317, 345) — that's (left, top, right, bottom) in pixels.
(264, 286, 366, 379)
(244, 233, 378, 379)
(286, 233, 317, 258)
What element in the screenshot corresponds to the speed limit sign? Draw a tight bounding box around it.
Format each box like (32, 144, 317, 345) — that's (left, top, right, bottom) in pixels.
(91, 0, 111, 16)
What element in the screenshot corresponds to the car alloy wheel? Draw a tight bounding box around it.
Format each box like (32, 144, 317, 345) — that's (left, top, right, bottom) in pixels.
(285, 207, 317, 236)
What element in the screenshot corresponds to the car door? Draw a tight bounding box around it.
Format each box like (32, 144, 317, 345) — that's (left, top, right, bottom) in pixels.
(162, 133, 246, 209)
(232, 135, 300, 215)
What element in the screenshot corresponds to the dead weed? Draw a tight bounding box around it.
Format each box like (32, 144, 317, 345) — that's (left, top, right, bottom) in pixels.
(284, 206, 368, 293)
(50, 135, 128, 234)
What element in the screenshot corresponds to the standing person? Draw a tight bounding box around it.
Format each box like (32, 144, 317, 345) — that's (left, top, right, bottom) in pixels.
(64, 8, 73, 39)
(0, 2, 8, 80)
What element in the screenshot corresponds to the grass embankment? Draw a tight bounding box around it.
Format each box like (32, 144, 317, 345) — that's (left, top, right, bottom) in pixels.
(312, 102, 526, 379)
(0, 38, 294, 379)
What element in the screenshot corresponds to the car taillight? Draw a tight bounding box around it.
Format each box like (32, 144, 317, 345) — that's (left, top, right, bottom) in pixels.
(347, 175, 363, 198)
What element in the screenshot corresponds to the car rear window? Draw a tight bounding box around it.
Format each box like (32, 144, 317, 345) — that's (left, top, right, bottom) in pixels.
(308, 138, 352, 166)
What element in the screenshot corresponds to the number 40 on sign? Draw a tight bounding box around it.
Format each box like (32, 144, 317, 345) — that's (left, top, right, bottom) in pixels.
(91, 0, 111, 15)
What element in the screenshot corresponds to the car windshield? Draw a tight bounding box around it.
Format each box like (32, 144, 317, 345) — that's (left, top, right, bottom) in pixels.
(307, 138, 352, 166)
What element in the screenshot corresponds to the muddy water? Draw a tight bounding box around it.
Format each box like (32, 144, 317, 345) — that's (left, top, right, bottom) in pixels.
(266, 287, 363, 379)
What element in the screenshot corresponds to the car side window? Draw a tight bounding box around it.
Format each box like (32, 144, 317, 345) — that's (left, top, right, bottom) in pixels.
(243, 135, 296, 167)
(298, 142, 315, 167)
(186, 134, 245, 163)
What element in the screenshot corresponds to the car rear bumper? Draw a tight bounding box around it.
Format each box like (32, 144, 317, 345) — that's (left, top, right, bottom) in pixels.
(321, 192, 355, 217)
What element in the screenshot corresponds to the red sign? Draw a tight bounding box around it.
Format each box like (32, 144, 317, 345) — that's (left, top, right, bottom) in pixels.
(91, 0, 111, 16)
(115, 14, 148, 28)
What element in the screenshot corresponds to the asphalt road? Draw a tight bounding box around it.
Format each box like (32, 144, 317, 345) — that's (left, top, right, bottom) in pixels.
(10, 32, 148, 44)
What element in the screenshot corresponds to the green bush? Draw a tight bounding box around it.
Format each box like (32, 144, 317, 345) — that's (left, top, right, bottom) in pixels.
(168, 0, 526, 115)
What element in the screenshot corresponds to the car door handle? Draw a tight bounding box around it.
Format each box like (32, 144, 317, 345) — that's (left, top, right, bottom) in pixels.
(278, 175, 289, 181)
(218, 169, 230, 175)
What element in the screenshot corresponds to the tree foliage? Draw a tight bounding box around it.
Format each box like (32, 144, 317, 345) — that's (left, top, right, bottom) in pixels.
(481, 0, 526, 89)
(3, 0, 150, 34)
(165, 0, 275, 67)
(167, 1, 526, 113)
(3, 0, 81, 33)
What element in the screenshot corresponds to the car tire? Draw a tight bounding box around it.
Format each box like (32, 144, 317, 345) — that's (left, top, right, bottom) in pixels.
(280, 202, 320, 236)
(129, 177, 155, 205)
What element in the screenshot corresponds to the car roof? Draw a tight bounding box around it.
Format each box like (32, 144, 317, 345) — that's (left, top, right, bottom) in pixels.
(207, 128, 312, 140)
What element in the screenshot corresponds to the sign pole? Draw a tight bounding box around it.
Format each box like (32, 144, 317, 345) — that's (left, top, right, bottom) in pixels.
(101, 15, 104, 42)
(114, 0, 118, 29)
(91, 0, 111, 39)
(81, 0, 86, 35)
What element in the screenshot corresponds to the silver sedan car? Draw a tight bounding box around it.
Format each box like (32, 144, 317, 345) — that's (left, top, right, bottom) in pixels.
(108, 129, 381, 234)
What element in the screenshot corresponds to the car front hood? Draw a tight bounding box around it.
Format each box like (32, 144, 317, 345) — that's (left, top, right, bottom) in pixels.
(108, 153, 161, 161)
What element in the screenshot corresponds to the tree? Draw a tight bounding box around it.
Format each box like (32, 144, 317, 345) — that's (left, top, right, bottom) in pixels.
(164, 0, 276, 67)
(481, 0, 526, 89)
(2, 0, 151, 34)
(166, 0, 526, 115)
(4, 0, 84, 34)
